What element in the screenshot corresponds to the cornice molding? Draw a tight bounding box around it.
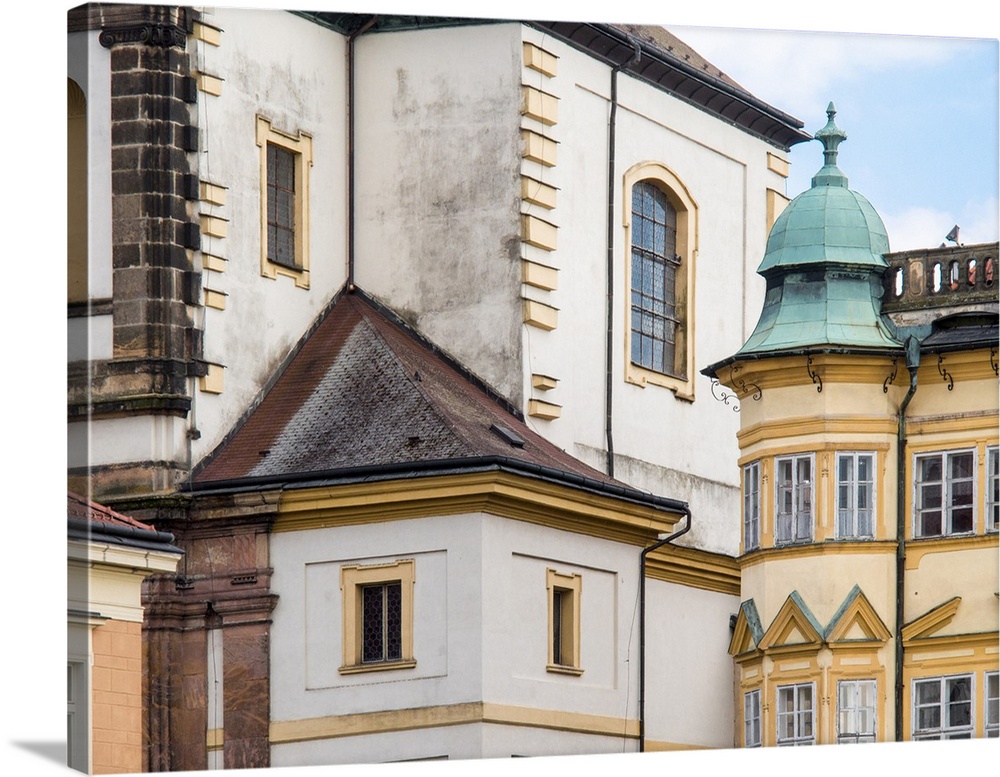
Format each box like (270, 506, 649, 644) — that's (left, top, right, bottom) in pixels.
(99, 23, 187, 49)
(645, 544, 740, 596)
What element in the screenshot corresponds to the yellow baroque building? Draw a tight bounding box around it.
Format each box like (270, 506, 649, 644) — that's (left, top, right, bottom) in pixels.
(706, 105, 998, 746)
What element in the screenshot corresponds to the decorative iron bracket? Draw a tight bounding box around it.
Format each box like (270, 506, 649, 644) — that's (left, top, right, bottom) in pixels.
(937, 354, 954, 391)
(710, 379, 740, 412)
(991, 347, 998, 377)
(730, 364, 762, 401)
(806, 355, 823, 393)
(883, 358, 898, 393)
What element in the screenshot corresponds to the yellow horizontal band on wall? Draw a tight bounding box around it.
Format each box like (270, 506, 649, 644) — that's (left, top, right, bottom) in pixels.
(523, 41, 558, 77)
(270, 702, 638, 744)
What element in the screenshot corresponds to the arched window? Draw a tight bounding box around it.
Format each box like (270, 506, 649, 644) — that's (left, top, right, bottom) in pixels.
(630, 181, 679, 375)
(623, 163, 697, 398)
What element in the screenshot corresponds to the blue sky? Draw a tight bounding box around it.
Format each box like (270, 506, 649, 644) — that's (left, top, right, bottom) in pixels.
(672, 24, 999, 252)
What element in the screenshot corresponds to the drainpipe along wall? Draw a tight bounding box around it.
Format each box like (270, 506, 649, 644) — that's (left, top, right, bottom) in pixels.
(638, 507, 691, 752)
(895, 336, 920, 741)
(604, 40, 641, 478)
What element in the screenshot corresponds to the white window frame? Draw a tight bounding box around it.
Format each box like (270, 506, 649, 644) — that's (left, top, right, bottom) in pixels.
(775, 454, 814, 545)
(744, 689, 762, 747)
(912, 674, 974, 739)
(776, 681, 815, 745)
(987, 446, 998, 533)
(986, 671, 998, 738)
(914, 450, 976, 538)
(836, 678, 877, 743)
(836, 452, 876, 539)
(743, 461, 761, 551)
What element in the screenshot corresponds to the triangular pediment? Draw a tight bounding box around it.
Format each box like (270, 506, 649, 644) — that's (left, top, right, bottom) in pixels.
(729, 599, 764, 656)
(758, 591, 824, 650)
(902, 597, 962, 642)
(826, 585, 891, 644)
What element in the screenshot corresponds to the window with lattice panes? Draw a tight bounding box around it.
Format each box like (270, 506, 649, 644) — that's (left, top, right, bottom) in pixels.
(985, 672, 998, 738)
(266, 143, 297, 268)
(987, 447, 998, 533)
(744, 689, 761, 747)
(340, 560, 415, 674)
(743, 461, 761, 551)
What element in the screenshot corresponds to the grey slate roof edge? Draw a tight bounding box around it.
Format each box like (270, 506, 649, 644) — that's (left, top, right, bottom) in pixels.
(68, 517, 183, 555)
(181, 455, 689, 516)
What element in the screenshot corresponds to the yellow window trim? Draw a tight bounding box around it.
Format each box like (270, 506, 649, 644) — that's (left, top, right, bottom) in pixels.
(622, 161, 698, 400)
(255, 115, 312, 289)
(339, 559, 415, 674)
(546, 568, 582, 675)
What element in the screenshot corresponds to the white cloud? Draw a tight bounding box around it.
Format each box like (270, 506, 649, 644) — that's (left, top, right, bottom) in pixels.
(882, 197, 999, 252)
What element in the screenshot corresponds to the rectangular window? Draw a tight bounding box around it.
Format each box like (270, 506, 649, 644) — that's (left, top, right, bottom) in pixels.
(340, 560, 415, 674)
(255, 115, 312, 288)
(776, 682, 815, 745)
(775, 455, 814, 545)
(988, 447, 998, 533)
(837, 679, 877, 743)
(986, 672, 998, 738)
(547, 569, 582, 675)
(744, 461, 760, 551)
(744, 689, 762, 747)
(361, 582, 403, 664)
(836, 452, 876, 539)
(912, 675, 973, 739)
(266, 143, 296, 268)
(914, 450, 975, 537)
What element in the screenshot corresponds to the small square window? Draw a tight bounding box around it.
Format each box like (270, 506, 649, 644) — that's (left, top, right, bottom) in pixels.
(340, 560, 415, 674)
(547, 569, 582, 675)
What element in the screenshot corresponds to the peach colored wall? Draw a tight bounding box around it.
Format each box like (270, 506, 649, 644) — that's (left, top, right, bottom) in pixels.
(91, 619, 142, 774)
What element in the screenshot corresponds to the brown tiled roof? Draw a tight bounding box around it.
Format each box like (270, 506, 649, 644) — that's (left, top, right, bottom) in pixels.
(192, 292, 655, 501)
(612, 24, 747, 92)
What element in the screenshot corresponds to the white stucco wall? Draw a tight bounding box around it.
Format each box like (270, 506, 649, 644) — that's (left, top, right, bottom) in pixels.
(352, 23, 526, 405)
(270, 508, 735, 763)
(188, 8, 350, 463)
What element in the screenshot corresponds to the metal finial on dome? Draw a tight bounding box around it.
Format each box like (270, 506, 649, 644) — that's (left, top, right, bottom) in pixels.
(811, 102, 848, 188)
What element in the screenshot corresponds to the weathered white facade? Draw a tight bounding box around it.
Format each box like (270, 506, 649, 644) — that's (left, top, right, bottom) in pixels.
(67, 5, 812, 769)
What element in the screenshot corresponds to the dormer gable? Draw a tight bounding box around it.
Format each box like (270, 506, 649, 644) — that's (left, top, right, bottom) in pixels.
(901, 597, 962, 642)
(757, 591, 824, 651)
(729, 599, 765, 656)
(825, 585, 891, 644)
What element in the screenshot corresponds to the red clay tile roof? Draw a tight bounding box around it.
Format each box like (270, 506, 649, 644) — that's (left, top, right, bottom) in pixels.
(192, 292, 638, 496)
(68, 491, 158, 531)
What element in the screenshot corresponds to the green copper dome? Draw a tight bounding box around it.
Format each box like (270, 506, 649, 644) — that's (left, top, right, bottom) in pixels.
(735, 104, 902, 356)
(758, 104, 890, 274)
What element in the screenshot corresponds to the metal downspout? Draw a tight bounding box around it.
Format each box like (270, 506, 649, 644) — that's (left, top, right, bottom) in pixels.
(895, 336, 920, 741)
(346, 16, 378, 291)
(604, 40, 641, 477)
(638, 506, 691, 752)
